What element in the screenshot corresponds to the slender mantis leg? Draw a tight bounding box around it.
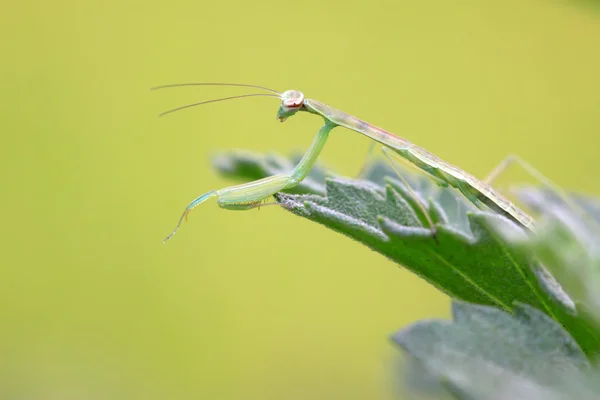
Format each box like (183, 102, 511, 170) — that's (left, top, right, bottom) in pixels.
(381, 147, 437, 239)
(484, 154, 559, 189)
(356, 141, 378, 179)
(483, 154, 573, 206)
(163, 121, 336, 242)
(482, 154, 597, 225)
(381, 147, 450, 188)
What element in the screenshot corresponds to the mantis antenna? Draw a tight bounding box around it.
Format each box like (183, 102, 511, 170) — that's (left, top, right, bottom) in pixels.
(151, 82, 281, 95)
(157, 93, 281, 117)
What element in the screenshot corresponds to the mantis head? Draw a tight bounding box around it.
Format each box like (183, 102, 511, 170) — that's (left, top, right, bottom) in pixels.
(277, 90, 305, 122)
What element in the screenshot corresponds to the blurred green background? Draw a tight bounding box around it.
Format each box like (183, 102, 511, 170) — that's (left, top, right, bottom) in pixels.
(1, 0, 599, 398)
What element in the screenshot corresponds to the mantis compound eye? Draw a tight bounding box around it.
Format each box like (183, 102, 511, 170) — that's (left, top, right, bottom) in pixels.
(281, 90, 304, 110)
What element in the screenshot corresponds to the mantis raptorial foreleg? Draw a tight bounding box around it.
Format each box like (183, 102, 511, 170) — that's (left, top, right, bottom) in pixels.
(163, 122, 336, 242)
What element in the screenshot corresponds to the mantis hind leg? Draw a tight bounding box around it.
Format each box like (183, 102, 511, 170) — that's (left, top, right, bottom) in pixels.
(381, 147, 438, 241)
(483, 154, 557, 188)
(483, 154, 570, 206)
(483, 153, 597, 228)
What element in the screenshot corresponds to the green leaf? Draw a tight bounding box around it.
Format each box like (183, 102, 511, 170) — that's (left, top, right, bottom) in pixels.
(276, 178, 530, 307)
(512, 188, 600, 327)
(213, 150, 600, 357)
(393, 301, 597, 400)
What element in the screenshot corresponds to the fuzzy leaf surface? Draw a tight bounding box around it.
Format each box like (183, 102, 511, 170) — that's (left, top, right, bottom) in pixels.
(214, 150, 600, 356)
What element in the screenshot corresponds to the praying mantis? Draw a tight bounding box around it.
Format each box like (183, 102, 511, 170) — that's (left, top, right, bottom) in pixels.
(155, 83, 540, 243)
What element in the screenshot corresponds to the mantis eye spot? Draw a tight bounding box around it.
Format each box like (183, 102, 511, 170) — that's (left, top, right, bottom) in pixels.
(283, 99, 303, 108)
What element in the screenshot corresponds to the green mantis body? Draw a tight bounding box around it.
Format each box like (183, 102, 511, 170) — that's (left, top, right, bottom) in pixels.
(159, 84, 535, 242)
